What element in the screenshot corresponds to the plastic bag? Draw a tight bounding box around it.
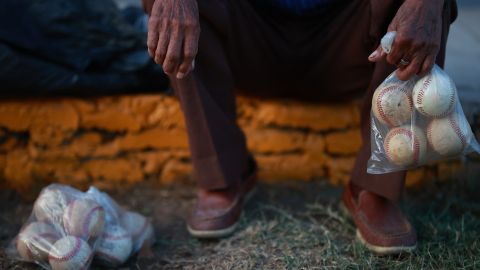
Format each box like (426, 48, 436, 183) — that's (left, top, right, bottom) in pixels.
(86, 187, 155, 256)
(7, 184, 155, 269)
(367, 32, 480, 174)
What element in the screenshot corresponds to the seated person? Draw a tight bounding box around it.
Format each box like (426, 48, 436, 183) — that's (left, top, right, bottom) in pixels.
(143, 0, 457, 255)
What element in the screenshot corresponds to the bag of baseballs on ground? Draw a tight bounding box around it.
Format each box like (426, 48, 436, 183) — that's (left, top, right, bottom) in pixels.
(368, 64, 480, 174)
(7, 184, 105, 270)
(7, 184, 155, 270)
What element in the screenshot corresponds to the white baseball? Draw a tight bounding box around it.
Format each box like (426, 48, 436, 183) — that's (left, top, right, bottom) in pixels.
(372, 83, 413, 127)
(427, 113, 469, 156)
(16, 222, 61, 262)
(121, 211, 154, 251)
(413, 73, 456, 118)
(63, 199, 105, 240)
(384, 125, 427, 167)
(48, 236, 93, 270)
(33, 188, 70, 225)
(95, 225, 132, 267)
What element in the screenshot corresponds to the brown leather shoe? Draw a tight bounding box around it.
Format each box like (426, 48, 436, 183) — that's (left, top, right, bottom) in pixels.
(187, 159, 257, 239)
(342, 183, 417, 255)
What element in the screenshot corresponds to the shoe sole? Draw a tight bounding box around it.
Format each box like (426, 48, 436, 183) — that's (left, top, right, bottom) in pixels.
(187, 187, 257, 239)
(356, 229, 416, 255)
(340, 201, 417, 255)
(187, 221, 239, 239)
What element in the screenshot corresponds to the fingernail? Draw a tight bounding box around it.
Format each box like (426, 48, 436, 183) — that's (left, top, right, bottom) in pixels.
(368, 51, 378, 59)
(176, 72, 185, 79)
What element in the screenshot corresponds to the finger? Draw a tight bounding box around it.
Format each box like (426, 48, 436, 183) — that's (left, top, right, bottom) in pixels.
(386, 31, 415, 66)
(155, 20, 170, 65)
(396, 53, 425, 81)
(163, 30, 184, 75)
(386, 39, 406, 66)
(368, 45, 384, 62)
(418, 54, 436, 76)
(176, 30, 199, 79)
(147, 17, 161, 57)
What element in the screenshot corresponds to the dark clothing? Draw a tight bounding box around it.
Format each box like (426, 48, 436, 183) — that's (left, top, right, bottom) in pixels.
(171, 0, 457, 201)
(258, 0, 337, 15)
(0, 0, 168, 96)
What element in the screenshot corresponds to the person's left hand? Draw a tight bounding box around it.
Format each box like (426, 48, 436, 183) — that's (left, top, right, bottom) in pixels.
(368, 0, 444, 81)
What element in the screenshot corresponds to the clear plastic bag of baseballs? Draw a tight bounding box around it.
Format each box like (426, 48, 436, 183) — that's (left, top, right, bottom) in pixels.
(368, 64, 480, 174)
(6, 184, 155, 270)
(6, 184, 105, 270)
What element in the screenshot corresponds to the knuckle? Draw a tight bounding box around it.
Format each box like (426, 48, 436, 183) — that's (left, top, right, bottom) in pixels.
(161, 18, 170, 25)
(148, 17, 161, 26)
(183, 21, 196, 28)
(184, 52, 196, 59)
(178, 65, 189, 73)
(413, 40, 426, 48)
(167, 55, 179, 64)
(395, 35, 412, 45)
(155, 52, 166, 61)
(171, 19, 181, 27)
(163, 64, 173, 73)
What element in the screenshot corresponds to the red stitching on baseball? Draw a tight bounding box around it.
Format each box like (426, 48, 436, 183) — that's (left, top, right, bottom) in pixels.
(416, 76, 431, 108)
(48, 237, 82, 262)
(377, 84, 412, 126)
(82, 205, 103, 237)
(385, 128, 420, 165)
(448, 116, 467, 148)
(416, 76, 455, 118)
(444, 80, 456, 117)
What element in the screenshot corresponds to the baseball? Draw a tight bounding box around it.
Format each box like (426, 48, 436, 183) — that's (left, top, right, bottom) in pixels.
(384, 125, 427, 167)
(95, 225, 133, 267)
(63, 198, 105, 240)
(16, 222, 61, 262)
(33, 188, 70, 225)
(48, 236, 93, 270)
(121, 211, 154, 251)
(372, 82, 413, 127)
(413, 73, 456, 118)
(427, 113, 469, 156)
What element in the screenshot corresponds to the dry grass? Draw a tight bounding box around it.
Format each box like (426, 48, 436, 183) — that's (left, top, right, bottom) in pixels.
(146, 177, 480, 269)
(1, 176, 480, 270)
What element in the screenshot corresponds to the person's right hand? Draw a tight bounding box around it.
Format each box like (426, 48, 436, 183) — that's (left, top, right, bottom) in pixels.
(147, 0, 200, 79)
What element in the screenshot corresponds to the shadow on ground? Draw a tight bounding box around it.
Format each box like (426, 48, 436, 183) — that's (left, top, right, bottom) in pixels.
(1, 175, 480, 269)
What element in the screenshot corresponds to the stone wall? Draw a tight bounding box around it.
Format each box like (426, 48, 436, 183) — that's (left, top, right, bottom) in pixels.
(0, 94, 471, 198)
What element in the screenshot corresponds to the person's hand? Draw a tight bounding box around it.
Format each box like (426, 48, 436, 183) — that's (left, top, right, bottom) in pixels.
(147, 0, 200, 79)
(368, 0, 444, 81)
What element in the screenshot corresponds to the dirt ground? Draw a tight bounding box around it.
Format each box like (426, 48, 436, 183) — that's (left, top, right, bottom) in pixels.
(1, 175, 480, 270)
